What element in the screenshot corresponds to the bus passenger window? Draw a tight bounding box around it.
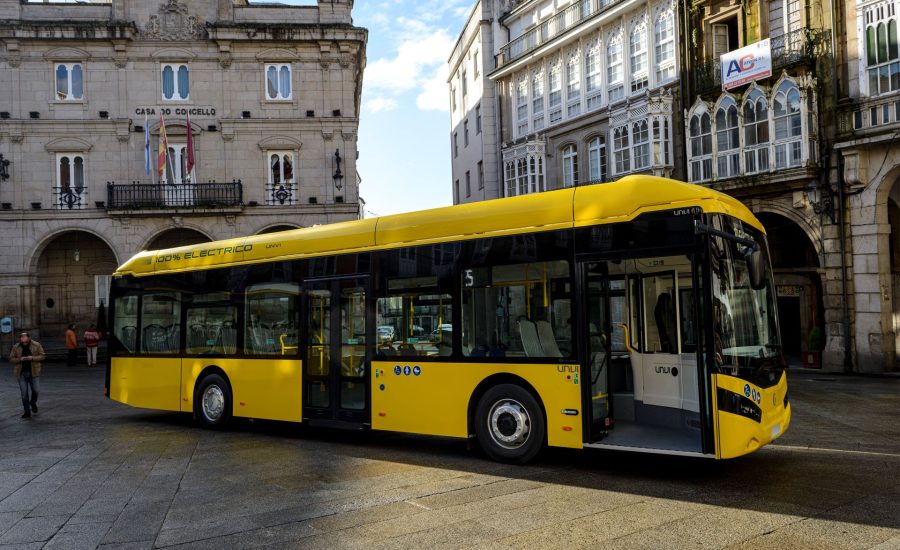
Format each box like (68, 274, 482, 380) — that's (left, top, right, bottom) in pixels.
(245, 283, 300, 356)
(376, 276, 452, 358)
(461, 260, 572, 358)
(186, 293, 236, 355)
(114, 294, 138, 353)
(140, 292, 181, 354)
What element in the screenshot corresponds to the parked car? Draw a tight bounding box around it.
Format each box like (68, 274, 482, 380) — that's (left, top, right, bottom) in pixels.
(377, 325, 395, 343)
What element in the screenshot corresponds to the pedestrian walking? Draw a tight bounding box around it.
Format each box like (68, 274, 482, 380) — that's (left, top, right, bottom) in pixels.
(9, 332, 45, 419)
(65, 324, 77, 367)
(83, 324, 101, 367)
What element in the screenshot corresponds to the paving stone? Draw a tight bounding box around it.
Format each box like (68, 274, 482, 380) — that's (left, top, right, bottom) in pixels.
(0, 515, 68, 545)
(43, 521, 113, 550)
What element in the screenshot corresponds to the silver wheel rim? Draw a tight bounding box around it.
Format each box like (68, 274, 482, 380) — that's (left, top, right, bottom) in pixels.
(488, 398, 531, 449)
(202, 384, 225, 422)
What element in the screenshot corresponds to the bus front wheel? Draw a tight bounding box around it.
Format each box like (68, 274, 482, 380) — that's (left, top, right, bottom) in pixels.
(194, 374, 232, 429)
(475, 384, 545, 464)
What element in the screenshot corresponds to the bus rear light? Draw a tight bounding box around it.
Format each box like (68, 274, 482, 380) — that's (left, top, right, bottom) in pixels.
(562, 426, 573, 431)
(239, 402, 246, 406)
(378, 412, 386, 417)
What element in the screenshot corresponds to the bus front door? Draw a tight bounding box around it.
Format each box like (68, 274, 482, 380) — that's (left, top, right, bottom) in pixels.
(304, 277, 370, 426)
(583, 263, 613, 442)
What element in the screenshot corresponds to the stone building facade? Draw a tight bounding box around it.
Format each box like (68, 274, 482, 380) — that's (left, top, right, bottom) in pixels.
(0, 0, 367, 340)
(683, 0, 845, 369)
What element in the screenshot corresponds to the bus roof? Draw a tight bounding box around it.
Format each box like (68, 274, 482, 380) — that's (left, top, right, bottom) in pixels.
(115, 175, 763, 277)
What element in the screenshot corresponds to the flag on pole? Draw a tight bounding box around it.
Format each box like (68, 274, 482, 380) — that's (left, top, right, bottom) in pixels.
(143, 114, 151, 176)
(185, 111, 195, 179)
(158, 113, 168, 180)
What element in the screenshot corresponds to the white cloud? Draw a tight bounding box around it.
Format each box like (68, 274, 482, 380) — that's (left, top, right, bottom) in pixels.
(416, 65, 449, 112)
(365, 97, 399, 113)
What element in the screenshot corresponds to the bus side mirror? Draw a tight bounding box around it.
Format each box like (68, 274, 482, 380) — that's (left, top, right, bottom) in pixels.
(747, 247, 767, 290)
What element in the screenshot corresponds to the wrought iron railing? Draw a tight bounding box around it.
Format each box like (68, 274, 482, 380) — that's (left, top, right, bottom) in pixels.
(496, 0, 624, 69)
(694, 28, 831, 93)
(106, 181, 242, 210)
(266, 182, 297, 206)
(53, 185, 88, 210)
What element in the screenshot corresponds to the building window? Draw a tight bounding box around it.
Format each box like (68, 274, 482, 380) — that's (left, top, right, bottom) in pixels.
(562, 145, 578, 187)
(267, 151, 296, 205)
(505, 162, 516, 197)
(715, 98, 740, 178)
(454, 132, 458, 157)
(632, 121, 650, 170)
(607, 36, 624, 102)
(773, 80, 803, 168)
(55, 63, 83, 101)
(549, 62, 563, 124)
(588, 136, 607, 183)
(56, 153, 86, 210)
(462, 69, 468, 99)
(585, 43, 602, 110)
(466, 170, 471, 197)
(688, 109, 712, 182)
(517, 158, 528, 195)
(532, 72, 545, 131)
(655, 11, 675, 83)
(566, 55, 581, 118)
(161, 63, 189, 101)
(743, 88, 769, 173)
(476, 104, 482, 134)
(478, 160, 484, 190)
(866, 18, 900, 95)
(455, 179, 460, 202)
(464, 119, 469, 147)
(165, 144, 195, 185)
(516, 78, 529, 136)
(613, 126, 630, 174)
(265, 63, 292, 100)
(473, 49, 480, 79)
(451, 86, 457, 112)
(630, 25, 648, 93)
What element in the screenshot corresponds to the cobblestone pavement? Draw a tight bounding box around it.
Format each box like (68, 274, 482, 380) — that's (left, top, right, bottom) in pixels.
(0, 365, 898, 549)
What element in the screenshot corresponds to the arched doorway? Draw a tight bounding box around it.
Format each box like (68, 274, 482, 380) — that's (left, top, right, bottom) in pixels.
(887, 183, 900, 365)
(146, 228, 211, 250)
(258, 224, 300, 235)
(756, 213, 824, 366)
(35, 231, 118, 338)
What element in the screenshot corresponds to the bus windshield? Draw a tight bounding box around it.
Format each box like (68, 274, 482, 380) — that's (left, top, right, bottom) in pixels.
(709, 216, 781, 384)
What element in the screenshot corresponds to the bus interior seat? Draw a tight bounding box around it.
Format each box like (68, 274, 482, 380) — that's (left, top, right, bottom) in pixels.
(518, 319, 544, 357)
(120, 325, 137, 351)
(397, 342, 417, 356)
(535, 320, 563, 358)
(378, 343, 397, 356)
(438, 339, 452, 356)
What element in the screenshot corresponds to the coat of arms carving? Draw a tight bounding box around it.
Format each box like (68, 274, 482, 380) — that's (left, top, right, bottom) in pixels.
(142, 0, 207, 40)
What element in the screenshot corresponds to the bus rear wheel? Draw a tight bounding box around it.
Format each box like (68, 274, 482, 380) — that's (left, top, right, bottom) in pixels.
(475, 384, 545, 464)
(194, 374, 232, 429)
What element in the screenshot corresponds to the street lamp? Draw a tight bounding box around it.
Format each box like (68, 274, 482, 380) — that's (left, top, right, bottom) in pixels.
(806, 180, 836, 224)
(0, 154, 9, 181)
(332, 149, 344, 191)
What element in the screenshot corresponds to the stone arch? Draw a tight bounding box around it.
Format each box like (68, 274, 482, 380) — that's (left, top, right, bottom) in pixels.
(32, 230, 119, 339)
(750, 200, 824, 262)
(871, 162, 900, 371)
(256, 224, 302, 235)
(143, 226, 213, 251)
(28, 226, 119, 273)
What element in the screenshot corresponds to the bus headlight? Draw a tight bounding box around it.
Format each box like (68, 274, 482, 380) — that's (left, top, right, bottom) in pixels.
(717, 388, 762, 423)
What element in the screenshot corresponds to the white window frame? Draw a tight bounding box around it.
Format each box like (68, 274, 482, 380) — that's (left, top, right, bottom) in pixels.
(631, 120, 650, 170)
(516, 78, 529, 137)
(562, 144, 578, 187)
(607, 35, 624, 102)
(865, 10, 900, 96)
(264, 63, 292, 101)
(532, 71, 545, 131)
(654, 11, 676, 84)
(164, 143, 196, 185)
(630, 24, 649, 94)
(56, 153, 87, 210)
(566, 55, 581, 118)
(54, 62, 84, 101)
(743, 89, 770, 174)
(613, 126, 630, 175)
(715, 98, 741, 178)
(266, 150, 297, 206)
(585, 42, 602, 110)
(161, 63, 190, 101)
(688, 107, 713, 182)
(587, 136, 607, 183)
(549, 62, 563, 124)
(773, 80, 803, 169)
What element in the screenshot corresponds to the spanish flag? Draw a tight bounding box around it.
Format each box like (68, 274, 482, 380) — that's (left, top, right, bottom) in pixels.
(158, 113, 168, 180)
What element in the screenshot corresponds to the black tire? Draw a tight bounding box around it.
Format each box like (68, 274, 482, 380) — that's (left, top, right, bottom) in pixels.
(194, 373, 232, 429)
(475, 383, 545, 464)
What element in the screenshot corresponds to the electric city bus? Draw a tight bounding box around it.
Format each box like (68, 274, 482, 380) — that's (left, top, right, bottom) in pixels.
(106, 175, 790, 463)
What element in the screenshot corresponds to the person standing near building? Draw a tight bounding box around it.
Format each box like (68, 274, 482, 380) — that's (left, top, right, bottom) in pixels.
(83, 324, 101, 367)
(9, 332, 45, 419)
(65, 324, 77, 367)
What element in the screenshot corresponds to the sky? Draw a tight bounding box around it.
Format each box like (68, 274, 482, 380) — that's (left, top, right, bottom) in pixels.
(268, 0, 473, 217)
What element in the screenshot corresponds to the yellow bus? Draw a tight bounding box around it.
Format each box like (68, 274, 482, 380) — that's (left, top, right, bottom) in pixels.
(106, 175, 790, 463)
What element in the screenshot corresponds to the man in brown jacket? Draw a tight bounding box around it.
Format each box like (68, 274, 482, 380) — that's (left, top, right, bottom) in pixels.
(9, 332, 45, 418)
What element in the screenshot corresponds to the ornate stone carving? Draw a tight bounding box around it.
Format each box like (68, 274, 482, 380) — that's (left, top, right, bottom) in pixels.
(142, 0, 208, 41)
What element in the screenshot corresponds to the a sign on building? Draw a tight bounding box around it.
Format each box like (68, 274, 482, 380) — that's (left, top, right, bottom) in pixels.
(721, 39, 772, 90)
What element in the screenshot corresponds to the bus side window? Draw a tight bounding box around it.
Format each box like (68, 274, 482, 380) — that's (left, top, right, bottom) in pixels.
(140, 292, 181, 354)
(376, 276, 453, 358)
(114, 294, 138, 353)
(244, 283, 300, 356)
